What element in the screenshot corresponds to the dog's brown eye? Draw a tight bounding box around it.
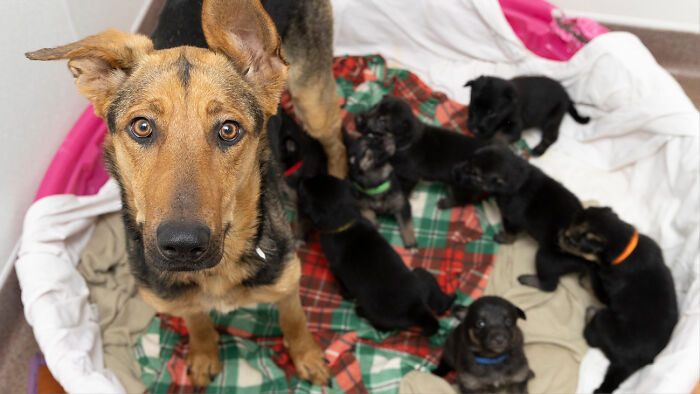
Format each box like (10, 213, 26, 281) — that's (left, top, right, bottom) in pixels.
(219, 121, 242, 142)
(476, 320, 486, 328)
(505, 318, 513, 326)
(131, 118, 152, 138)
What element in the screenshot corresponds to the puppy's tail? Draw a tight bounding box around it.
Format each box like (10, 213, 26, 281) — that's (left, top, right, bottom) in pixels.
(413, 268, 456, 315)
(568, 101, 590, 124)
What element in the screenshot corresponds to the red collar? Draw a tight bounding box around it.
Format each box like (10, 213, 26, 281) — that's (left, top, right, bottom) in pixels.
(283, 160, 303, 177)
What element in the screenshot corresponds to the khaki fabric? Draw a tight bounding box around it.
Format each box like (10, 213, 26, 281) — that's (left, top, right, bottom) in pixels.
(78, 213, 155, 393)
(485, 235, 598, 393)
(399, 370, 457, 394)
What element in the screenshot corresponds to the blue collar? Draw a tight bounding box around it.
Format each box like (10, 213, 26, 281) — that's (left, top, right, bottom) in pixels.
(474, 354, 508, 365)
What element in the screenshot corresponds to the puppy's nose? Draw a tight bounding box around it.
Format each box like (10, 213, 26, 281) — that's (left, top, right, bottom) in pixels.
(157, 221, 211, 261)
(493, 334, 507, 345)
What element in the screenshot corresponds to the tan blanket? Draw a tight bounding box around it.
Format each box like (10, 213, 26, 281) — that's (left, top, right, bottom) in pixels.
(484, 234, 597, 393)
(78, 213, 155, 393)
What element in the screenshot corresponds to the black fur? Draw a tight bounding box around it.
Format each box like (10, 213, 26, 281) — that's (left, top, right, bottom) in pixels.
(297, 175, 455, 335)
(434, 297, 534, 393)
(452, 145, 588, 291)
(267, 107, 327, 241)
(355, 96, 490, 208)
(343, 131, 417, 250)
(559, 207, 678, 393)
(465, 75, 590, 156)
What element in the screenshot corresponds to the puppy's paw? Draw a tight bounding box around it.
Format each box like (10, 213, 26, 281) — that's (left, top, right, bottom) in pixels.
(494, 231, 516, 244)
(289, 341, 331, 386)
(530, 145, 546, 157)
(517, 274, 541, 289)
(585, 306, 598, 324)
(186, 344, 222, 388)
(436, 198, 454, 210)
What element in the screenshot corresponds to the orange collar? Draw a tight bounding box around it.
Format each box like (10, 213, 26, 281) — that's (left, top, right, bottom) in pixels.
(612, 230, 638, 265)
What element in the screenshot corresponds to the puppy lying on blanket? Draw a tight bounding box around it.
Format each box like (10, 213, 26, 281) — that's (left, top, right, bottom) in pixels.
(465, 76, 590, 156)
(298, 175, 455, 335)
(355, 96, 489, 208)
(433, 296, 534, 393)
(267, 107, 327, 241)
(452, 145, 588, 291)
(343, 131, 417, 250)
(559, 207, 678, 393)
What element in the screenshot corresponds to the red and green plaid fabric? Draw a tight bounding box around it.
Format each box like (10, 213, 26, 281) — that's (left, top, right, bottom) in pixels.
(135, 55, 502, 393)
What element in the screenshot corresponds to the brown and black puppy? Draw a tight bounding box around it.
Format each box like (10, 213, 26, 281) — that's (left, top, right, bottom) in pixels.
(26, 0, 333, 387)
(298, 175, 455, 335)
(433, 296, 534, 393)
(465, 75, 590, 156)
(559, 207, 678, 393)
(355, 96, 490, 208)
(452, 145, 588, 292)
(343, 131, 418, 251)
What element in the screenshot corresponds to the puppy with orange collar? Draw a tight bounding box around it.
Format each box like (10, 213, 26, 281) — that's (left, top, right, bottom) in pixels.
(559, 207, 678, 393)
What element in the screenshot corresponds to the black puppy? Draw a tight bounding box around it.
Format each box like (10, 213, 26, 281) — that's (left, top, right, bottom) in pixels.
(298, 175, 455, 335)
(343, 131, 418, 250)
(267, 107, 327, 241)
(558, 207, 678, 393)
(355, 96, 489, 208)
(434, 296, 534, 393)
(465, 75, 590, 156)
(452, 145, 587, 291)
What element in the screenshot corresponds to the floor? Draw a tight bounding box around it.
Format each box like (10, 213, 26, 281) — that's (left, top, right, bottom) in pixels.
(1, 19, 697, 394)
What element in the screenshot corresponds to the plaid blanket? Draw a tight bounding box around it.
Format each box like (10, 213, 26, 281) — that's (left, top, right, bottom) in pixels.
(135, 55, 502, 393)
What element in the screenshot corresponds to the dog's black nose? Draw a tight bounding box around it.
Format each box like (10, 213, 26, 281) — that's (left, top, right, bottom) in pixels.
(156, 221, 211, 261)
(493, 334, 507, 345)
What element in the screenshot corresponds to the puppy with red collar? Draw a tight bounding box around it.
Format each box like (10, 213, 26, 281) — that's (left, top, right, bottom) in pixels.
(559, 207, 678, 393)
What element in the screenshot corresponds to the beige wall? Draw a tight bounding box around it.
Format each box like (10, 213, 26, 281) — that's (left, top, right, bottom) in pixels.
(548, 0, 700, 32)
(0, 0, 152, 281)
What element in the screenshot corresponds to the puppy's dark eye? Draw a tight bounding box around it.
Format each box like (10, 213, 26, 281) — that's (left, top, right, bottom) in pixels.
(476, 320, 486, 329)
(219, 121, 244, 143)
(505, 317, 513, 326)
(130, 118, 152, 138)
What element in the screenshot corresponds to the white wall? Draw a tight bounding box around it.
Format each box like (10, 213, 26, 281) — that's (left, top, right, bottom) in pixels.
(0, 0, 152, 283)
(548, 0, 700, 32)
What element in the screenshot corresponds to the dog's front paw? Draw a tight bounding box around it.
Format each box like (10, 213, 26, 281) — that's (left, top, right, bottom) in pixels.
(494, 231, 516, 244)
(289, 340, 331, 386)
(517, 274, 541, 289)
(186, 344, 222, 387)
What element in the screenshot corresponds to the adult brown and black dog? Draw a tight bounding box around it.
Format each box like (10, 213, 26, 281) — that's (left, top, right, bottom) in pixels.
(25, 0, 340, 387)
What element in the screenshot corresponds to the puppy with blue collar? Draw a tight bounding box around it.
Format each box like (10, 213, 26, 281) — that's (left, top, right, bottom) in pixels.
(434, 296, 534, 393)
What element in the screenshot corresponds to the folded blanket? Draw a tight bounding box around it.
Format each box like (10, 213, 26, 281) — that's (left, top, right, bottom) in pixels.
(78, 213, 155, 393)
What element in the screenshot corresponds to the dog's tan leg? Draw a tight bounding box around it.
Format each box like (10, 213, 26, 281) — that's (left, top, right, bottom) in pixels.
(184, 312, 222, 387)
(288, 75, 346, 178)
(276, 282, 330, 385)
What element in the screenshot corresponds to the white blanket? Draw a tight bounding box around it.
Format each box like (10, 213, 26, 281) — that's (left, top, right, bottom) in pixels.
(330, 0, 699, 391)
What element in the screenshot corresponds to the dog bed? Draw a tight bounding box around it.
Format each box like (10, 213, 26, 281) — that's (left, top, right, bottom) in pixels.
(13, 0, 698, 392)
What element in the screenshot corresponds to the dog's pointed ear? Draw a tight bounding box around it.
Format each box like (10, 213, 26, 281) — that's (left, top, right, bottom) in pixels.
(25, 29, 153, 118)
(202, 0, 288, 117)
(516, 306, 527, 320)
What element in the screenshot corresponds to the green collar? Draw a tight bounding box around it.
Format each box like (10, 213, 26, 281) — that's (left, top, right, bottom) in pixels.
(353, 180, 391, 195)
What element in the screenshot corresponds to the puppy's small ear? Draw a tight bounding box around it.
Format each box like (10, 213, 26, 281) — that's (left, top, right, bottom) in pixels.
(452, 305, 469, 321)
(516, 307, 526, 320)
